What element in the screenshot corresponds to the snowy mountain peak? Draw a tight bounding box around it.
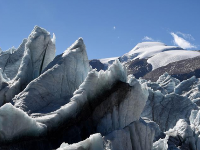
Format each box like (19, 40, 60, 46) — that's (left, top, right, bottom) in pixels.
(132, 42, 167, 51)
(119, 42, 184, 62)
(90, 41, 200, 78)
(129, 41, 182, 54)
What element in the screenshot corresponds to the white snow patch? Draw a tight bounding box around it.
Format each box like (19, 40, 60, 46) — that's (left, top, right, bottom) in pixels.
(120, 42, 182, 62)
(148, 50, 200, 70)
(99, 57, 118, 65)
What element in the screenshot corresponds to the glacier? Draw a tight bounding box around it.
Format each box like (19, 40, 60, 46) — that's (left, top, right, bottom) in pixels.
(57, 133, 104, 150)
(1, 26, 200, 150)
(13, 37, 90, 114)
(0, 26, 56, 106)
(0, 103, 45, 141)
(0, 26, 151, 149)
(0, 39, 27, 80)
(140, 73, 200, 149)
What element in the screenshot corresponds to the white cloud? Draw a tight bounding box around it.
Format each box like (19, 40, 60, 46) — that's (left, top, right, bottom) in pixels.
(113, 26, 116, 30)
(171, 32, 196, 49)
(142, 36, 154, 41)
(176, 32, 195, 40)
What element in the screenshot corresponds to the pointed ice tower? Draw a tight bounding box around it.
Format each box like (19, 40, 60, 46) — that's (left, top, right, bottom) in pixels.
(0, 26, 56, 106)
(13, 38, 91, 113)
(15, 26, 56, 82)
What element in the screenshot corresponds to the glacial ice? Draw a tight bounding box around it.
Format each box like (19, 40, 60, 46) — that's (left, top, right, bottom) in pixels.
(74, 59, 127, 100)
(1, 27, 200, 150)
(0, 26, 56, 106)
(13, 38, 90, 113)
(153, 117, 200, 150)
(141, 74, 199, 132)
(57, 119, 155, 150)
(0, 39, 27, 80)
(139, 73, 200, 149)
(16, 26, 56, 80)
(33, 58, 148, 133)
(0, 103, 45, 141)
(0, 42, 151, 150)
(153, 138, 168, 150)
(57, 133, 104, 150)
(103, 118, 155, 150)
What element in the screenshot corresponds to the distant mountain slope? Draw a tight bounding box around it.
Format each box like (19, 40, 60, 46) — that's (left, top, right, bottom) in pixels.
(125, 58, 152, 79)
(147, 50, 200, 70)
(143, 55, 200, 82)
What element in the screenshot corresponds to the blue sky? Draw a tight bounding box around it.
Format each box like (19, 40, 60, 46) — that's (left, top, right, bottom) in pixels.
(0, 1, 200, 59)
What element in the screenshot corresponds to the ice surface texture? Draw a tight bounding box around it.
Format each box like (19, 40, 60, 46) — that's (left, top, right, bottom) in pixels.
(141, 73, 199, 131)
(0, 37, 90, 142)
(140, 73, 200, 150)
(0, 38, 151, 150)
(153, 117, 200, 150)
(1, 27, 200, 150)
(0, 39, 27, 80)
(0, 26, 56, 106)
(57, 133, 104, 150)
(58, 118, 155, 150)
(13, 37, 90, 114)
(0, 103, 45, 141)
(32, 59, 148, 136)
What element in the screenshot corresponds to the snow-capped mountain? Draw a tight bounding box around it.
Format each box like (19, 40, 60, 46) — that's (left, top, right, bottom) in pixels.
(1, 27, 200, 150)
(120, 42, 183, 62)
(90, 42, 200, 80)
